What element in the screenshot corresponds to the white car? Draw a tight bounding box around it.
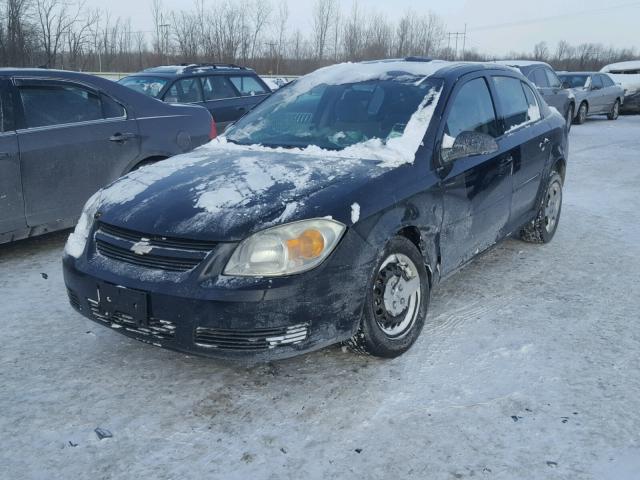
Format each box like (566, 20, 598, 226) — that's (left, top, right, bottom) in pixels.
(600, 60, 640, 113)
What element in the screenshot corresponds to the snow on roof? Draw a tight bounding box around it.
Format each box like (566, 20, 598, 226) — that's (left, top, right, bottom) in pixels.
(600, 60, 640, 72)
(494, 60, 551, 68)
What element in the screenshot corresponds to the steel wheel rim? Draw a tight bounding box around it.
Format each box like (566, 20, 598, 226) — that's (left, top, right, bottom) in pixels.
(544, 181, 562, 233)
(372, 253, 421, 338)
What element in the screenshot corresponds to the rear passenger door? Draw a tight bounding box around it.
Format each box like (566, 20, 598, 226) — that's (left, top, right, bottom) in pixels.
(599, 74, 619, 111)
(200, 75, 245, 131)
(438, 75, 512, 274)
(0, 79, 25, 235)
(589, 75, 606, 113)
(227, 75, 270, 117)
(15, 78, 140, 227)
(491, 76, 549, 224)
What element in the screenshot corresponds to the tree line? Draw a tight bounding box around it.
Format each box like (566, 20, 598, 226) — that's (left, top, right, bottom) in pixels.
(0, 0, 637, 75)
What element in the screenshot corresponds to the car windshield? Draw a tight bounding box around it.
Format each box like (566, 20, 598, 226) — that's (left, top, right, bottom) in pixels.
(119, 76, 168, 98)
(558, 74, 589, 88)
(225, 74, 443, 151)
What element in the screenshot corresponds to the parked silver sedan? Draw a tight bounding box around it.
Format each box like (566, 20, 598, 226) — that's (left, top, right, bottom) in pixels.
(558, 72, 625, 124)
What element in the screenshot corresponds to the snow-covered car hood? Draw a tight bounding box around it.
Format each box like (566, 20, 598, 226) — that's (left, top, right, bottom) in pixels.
(95, 145, 389, 241)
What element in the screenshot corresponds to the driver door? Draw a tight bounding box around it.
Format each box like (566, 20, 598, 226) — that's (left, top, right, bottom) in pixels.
(437, 75, 513, 275)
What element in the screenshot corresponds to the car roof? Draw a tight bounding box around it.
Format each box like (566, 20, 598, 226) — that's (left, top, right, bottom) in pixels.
(129, 64, 256, 77)
(558, 72, 594, 75)
(601, 60, 640, 72)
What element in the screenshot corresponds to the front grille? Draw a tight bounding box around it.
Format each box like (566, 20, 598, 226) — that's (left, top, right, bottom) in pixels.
(95, 222, 216, 272)
(195, 324, 309, 351)
(87, 298, 176, 340)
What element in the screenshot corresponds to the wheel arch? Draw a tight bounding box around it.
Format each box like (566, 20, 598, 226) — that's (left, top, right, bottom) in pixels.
(124, 155, 169, 174)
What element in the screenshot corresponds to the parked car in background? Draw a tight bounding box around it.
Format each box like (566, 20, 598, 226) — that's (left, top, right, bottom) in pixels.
(63, 59, 568, 362)
(600, 60, 640, 113)
(0, 69, 214, 245)
(119, 64, 272, 131)
(496, 61, 575, 129)
(557, 72, 624, 124)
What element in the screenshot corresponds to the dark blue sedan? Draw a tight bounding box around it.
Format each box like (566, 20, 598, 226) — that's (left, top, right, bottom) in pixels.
(62, 58, 568, 361)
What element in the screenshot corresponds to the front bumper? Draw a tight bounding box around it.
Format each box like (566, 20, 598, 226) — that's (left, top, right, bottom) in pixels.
(621, 92, 640, 113)
(62, 229, 373, 362)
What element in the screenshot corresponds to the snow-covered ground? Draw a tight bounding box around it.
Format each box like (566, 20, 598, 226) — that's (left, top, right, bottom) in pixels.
(1, 116, 639, 480)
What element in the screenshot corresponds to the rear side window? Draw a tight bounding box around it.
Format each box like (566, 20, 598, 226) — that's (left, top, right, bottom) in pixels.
(493, 77, 541, 132)
(0, 87, 13, 132)
(101, 94, 126, 118)
(164, 78, 203, 103)
(202, 76, 238, 100)
(544, 68, 561, 88)
(591, 75, 604, 89)
(17, 82, 102, 128)
(528, 68, 549, 88)
(601, 75, 615, 87)
(444, 77, 498, 139)
(229, 76, 267, 96)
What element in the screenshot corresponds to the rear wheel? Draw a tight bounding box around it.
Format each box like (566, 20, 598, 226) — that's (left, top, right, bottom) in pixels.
(607, 100, 620, 120)
(520, 171, 563, 244)
(346, 236, 429, 358)
(575, 102, 588, 125)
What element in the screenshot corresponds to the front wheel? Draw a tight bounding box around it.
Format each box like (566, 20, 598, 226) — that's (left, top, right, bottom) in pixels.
(607, 100, 620, 120)
(575, 102, 588, 125)
(519, 171, 563, 244)
(566, 104, 574, 131)
(346, 236, 429, 358)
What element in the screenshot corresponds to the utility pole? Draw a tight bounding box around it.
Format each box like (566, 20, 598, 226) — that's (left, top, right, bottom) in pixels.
(446, 30, 467, 60)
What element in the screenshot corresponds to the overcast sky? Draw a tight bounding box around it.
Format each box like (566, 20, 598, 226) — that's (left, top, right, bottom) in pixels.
(93, 0, 640, 56)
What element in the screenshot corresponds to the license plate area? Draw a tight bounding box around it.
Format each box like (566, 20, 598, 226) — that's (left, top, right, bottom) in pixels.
(97, 282, 148, 327)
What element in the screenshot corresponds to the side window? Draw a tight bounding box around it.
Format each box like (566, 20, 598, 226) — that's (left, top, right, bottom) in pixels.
(528, 68, 549, 88)
(229, 76, 267, 96)
(591, 75, 604, 89)
(101, 94, 126, 119)
(17, 82, 102, 128)
(164, 77, 203, 103)
(544, 68, 561, 88)
(522, 82, 541, 122)
(601, 75, 615, 87)
(202, 76, 238, 100)
(492, 76, 531, 131)
(444, 77, 498, 143)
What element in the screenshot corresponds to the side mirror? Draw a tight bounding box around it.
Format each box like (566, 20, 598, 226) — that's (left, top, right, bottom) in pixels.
(561, 81, 571, 89)
(164, 95, 179, 103)
(441, 131, 499, 164)
(591, 84, 602, 91)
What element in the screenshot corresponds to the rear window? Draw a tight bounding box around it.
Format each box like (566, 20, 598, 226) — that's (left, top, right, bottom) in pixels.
(119, 76, 167, 98)
(229, 76, 267, 96)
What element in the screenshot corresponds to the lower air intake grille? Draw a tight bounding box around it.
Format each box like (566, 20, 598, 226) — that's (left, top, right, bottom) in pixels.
(195, 324, 309, 351)
(67, 288, 80, 310)
(87, 298, 176, 340)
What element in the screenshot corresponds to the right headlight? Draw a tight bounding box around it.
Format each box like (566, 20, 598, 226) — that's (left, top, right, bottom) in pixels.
(223, 218, 346, 277)
(64, 191, 102, 259)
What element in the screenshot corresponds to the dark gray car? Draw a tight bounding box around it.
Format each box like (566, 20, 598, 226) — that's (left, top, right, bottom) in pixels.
(119, 64, 272, 131)
(0, 69, 214, 244)
(558, 72, 625, 124)
(496, 61, 575, 130)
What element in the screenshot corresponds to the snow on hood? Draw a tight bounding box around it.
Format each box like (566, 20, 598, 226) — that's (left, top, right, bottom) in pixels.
(95, 61, 447, 239)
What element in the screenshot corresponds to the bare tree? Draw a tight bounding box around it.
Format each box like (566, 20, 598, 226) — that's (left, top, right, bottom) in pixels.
(312, 0, 334, 60)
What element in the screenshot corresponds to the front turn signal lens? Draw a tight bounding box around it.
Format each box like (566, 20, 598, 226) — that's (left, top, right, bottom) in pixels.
(286, 229, 325, 260)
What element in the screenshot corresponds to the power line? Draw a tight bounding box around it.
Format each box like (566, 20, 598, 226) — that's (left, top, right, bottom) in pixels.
(468, 1, 640, 32)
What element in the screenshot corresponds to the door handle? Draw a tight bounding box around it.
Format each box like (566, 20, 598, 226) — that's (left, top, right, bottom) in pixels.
(0, 152, 9, 158)
(236, 107, 247, 112)
(109, 132, 137, 142)
(539, 138, 551, 151)
(498, 155, 514, 174)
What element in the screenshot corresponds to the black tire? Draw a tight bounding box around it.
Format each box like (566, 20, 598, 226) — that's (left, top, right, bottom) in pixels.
(607, 99, 620, 120)
(575, 102, 588, 125)
(566, 104, 574, 131)
(519, 171, 563, 244)
(346, 236, 429, 358)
